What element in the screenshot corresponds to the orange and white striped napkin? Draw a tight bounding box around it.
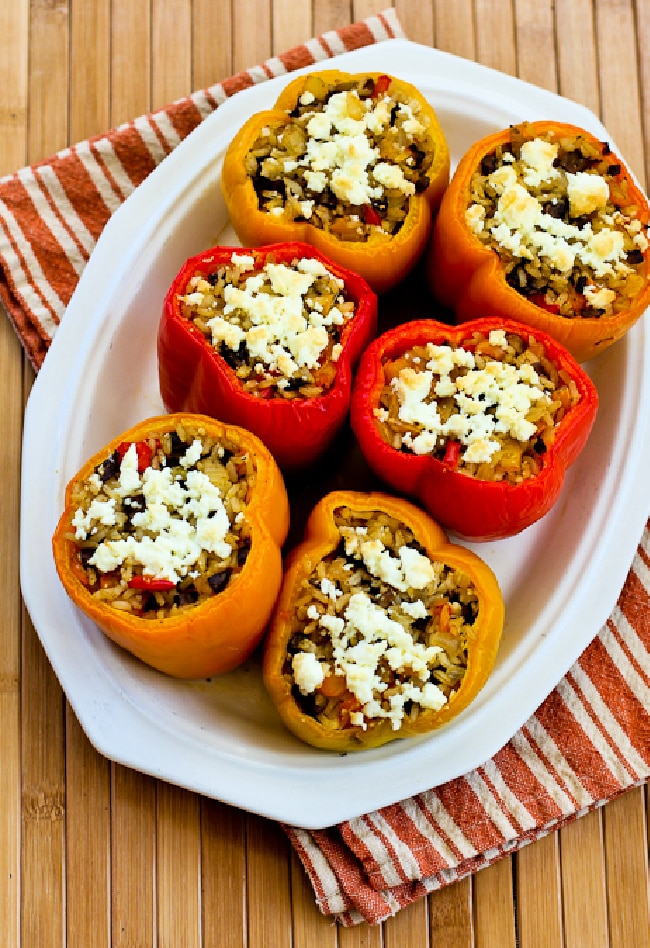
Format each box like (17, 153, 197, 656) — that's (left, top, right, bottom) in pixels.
(1, 8, 647, 928)
(0, 9, 403, 369)
(287, 527, 649, 923)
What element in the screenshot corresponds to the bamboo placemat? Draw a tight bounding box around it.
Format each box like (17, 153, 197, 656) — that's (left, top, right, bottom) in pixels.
(5, 3, 647, 944)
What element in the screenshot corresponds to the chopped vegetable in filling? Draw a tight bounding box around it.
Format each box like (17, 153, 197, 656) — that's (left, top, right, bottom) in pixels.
(66, 424, 253, 617)
(180, 252, 355, 398)
(285, 507, 478, 732)
(374, 330, 579, 482)
(466, 122, 649, 317)
(245, 74, 437, 242)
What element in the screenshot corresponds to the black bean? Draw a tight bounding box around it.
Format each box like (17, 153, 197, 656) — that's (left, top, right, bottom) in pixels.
(208, 569, 231, 595)
(557, 149, 590, 173)
(409, 146, 426, 169)
(320, 188, 338, 208)
(123, 492, 146, 526)
(254, 176, 285, 197)
(237, 537, 252, 567)
(95, 450, 120, 482)
(506, 266, 528, 290)
(293, 686, 319, 717)
(627, 249, 644, 265)
(480, 153, 498, 176)
(142, 594, 159, 613)
(543, 197, 569, 219)
(607, 163, 621, 176)
(220, 340, 248, 369)
(176, 586, 199, 607)
(79, 548, 95, 568)
(164, 431, 190, 467)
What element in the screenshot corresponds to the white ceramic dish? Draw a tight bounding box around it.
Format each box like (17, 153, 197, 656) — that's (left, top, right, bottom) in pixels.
(21, 40, 650, 828)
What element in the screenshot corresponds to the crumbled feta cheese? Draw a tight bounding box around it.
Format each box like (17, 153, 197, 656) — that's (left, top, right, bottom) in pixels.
(292, 652, 325, 695)
(305, 590, 447, 729)
(473, 139, 640, 300)
(205, 257, 349, 379)
(181, 439, 203, 468)
(584, 283, 616, 310)
(520, 138, 560, 188)
(389, 342, 551, 464)
(293, 86, 423, 206)
(81, 451, 234, 584)
(566, 171, 610, 217)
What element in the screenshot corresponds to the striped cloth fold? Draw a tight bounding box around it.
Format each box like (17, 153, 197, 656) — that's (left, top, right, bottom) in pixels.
(0, 8, 404, 369)
(287, 525, 650, 924)
(1, 7, 647, 929)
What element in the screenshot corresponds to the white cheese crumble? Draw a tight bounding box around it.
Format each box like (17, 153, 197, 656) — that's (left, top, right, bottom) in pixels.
(293, 651, 326, 695)
(465, 136, 648, 305)
(75, 445, 234, 584)
(291, 528, 458, 730)
(385, 343, 550, 464)
(315, 590, 447, 729)
(295, 87, 423, 206)
(189, 254, 348, 379)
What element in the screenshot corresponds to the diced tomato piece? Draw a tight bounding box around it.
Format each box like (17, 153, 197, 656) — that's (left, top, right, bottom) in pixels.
(443, 440, 461, 468)
(128, 575, 176, 592)
(319, 674, 347, 698)
(371, 74, 391, 98)
(363, 205, 382, 227)
(528, 293, 561, 315)
(117, 440, 153, 473)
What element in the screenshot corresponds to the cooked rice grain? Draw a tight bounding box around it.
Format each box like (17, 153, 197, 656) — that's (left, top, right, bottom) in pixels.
(375, 330, 578, 483)
(180, 253, 355, 398)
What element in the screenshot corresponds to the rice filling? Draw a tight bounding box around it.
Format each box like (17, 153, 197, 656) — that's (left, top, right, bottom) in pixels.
(466, 123, 649, 318)
(244, 74, 438, 242)
(66, 424, 254, 618)
(180, 252, 356, 398)
(374, 330, 579, 482)
(285, 507, 478, 732)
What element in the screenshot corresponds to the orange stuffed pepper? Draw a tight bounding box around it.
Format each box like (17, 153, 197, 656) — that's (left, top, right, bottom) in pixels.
(52, 413, 289, 679)
(428, 121, 650, 362)
(263, 490, 504, 752)
(221, 70, 450, 294)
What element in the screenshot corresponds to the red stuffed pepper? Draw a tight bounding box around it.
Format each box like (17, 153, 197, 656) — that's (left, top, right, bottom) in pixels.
(350, 317, 599, 541)
(158, 242, 377, 469)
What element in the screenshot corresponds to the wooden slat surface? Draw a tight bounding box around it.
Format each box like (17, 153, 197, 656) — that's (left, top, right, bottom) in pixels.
(1, 1, 648, 944)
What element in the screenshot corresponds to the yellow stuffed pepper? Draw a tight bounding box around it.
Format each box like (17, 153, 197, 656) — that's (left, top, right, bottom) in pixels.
(263, 490, 504, 752)
(222, 71, 450, 294)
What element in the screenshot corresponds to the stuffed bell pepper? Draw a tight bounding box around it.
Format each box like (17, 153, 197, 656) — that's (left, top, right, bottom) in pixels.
(221, 70, 450, 294)
(263, 490, 504, 752)
(428, 121, 650, 362)
(350, 318, 598, 541)
(52, 413, 290, 678)
(158, 243, 377, 470)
